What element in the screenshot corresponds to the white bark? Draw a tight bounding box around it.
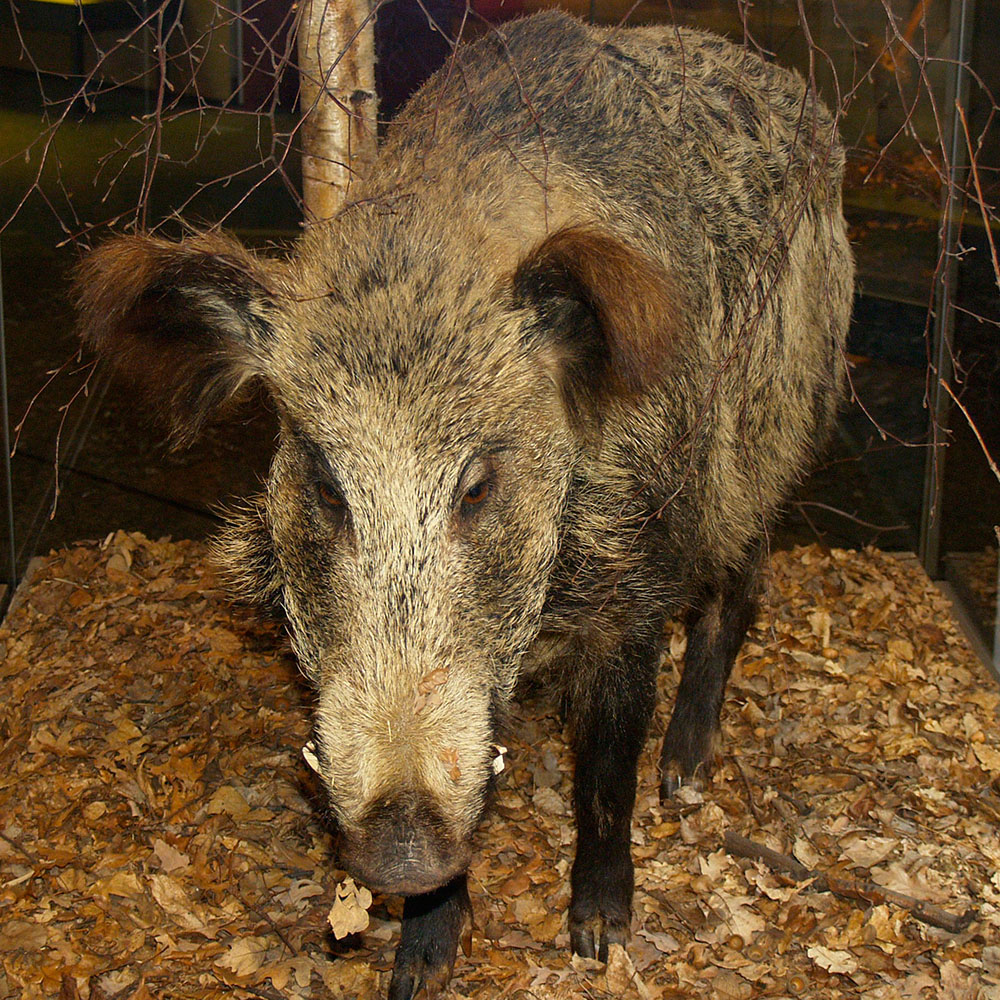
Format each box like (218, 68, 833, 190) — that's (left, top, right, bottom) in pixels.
(297, 0, 377, 222)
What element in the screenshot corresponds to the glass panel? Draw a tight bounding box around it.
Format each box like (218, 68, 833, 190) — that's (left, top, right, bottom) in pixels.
(0, 0, 297, 571)
(1, 0, 997, 667)
(574, 0, 999, 663)
(0, 243, 17, 603)
(937, 0, 1000, 667)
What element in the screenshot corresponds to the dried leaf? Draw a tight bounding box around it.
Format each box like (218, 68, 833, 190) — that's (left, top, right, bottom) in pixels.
(868, 904, 908, 953)
(279, 878, 326, 906)
(328, 877, 372, 938)
(840, 835, 897, 868)
(215, 936, 271, 977)
(0, 919, 48, 950)
(808, 610, 832, 648)
(871, 862, 949, 904)
(533, 786, 568, 815)
(887, 638, 914, 661)
(972, 743, 1000, 773)
(417, 667, 449, 694)
(205, 785, 251, 820)
(637, 926, 680, 953)
(606, 943, 651, 998)
(807, 945, 858, 974)
(441, 747, 462, 782)
(151, 838, 190, 873)
(792, 837, 823, 870)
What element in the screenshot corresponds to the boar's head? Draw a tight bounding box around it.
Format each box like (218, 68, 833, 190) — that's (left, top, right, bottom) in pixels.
(74, 220, 676, 895)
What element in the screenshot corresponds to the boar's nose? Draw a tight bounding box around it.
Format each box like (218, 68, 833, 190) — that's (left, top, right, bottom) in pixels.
(338, 793, 470, 896)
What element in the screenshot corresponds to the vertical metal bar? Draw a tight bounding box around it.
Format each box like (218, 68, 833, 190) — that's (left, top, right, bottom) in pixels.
(0, 243, 19, 594)
(993, 541, 1000, 672)
(919, 0, 976, 577)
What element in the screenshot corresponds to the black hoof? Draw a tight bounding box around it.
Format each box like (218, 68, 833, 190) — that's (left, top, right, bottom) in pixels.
(570, 912, 628, 964)
(658, 721, 718, 801)
(659, 767, 683, 801)
(388, 875, 471, 1000)
(658, 759, 709, 802)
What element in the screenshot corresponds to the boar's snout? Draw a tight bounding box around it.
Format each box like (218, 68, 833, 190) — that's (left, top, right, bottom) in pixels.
(338, 792, 472, 896)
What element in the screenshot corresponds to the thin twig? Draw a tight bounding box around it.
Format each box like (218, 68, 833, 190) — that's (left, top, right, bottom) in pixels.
(793, 501, 908, 533)
(955, 101, 1000, 294)
(937, 377, 1000, 487)
(0, 828, 38, 865)
(731, 756, 766, 824)
(724, 830, 977, 934)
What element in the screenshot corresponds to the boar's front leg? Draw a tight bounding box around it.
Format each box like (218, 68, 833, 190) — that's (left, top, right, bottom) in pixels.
(388, 874, 471, 1000)
(569, 632, 661, 961)
(659, 549, 761, 798)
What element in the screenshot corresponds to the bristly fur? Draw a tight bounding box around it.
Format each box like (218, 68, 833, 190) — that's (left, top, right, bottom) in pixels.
(74, 11, 854, 996)
(211, 495, 284, 618)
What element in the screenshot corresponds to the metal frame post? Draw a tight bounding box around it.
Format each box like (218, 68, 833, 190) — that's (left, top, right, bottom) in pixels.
(0, 243, 18, 600)
(919, 0, 977, 577)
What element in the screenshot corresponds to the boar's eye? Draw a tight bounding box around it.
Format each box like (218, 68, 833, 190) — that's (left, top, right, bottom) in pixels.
(316, 481, 348, 529)
(460, 479, 491, 515)
(317, 481, 342, 507)
(456, 451, 503, 519)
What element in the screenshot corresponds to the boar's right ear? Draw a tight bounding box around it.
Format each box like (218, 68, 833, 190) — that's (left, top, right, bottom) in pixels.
(74, 231, 283, 447)
(513, 226, 680, 407)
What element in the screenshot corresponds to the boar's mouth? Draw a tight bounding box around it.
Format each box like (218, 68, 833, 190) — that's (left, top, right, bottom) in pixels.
(337, 792, 474, 897)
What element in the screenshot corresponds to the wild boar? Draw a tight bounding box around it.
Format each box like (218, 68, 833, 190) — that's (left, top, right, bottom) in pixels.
(75, 10, 854, 999)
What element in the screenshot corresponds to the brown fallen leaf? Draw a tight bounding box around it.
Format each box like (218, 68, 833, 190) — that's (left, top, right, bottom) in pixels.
(605, 943, 652, 998)
(807, 944, 858, 975)
(151, 838, 190, 873)
(215, 936, 271, 977)
(329, 877, 373, 938)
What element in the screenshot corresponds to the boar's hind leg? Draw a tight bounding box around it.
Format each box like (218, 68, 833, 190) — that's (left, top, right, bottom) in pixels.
(388, 875, 472, 1000)
(569, 633, 661, 961)
(660, 548, 762, 800)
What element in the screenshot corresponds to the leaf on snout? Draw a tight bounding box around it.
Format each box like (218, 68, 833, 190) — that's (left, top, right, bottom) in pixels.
(413, 689, 443, 715)
(414, 667, 449, 714)
(418, 667, 450, 694)
(441, 747, 462, 782)
(302, 741, 321, 774)
(328, 877, 373, 939)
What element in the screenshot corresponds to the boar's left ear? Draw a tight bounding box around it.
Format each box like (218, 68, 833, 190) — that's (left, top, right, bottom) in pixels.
(513, 225, 679, 404)
(74, 230, 284, 448)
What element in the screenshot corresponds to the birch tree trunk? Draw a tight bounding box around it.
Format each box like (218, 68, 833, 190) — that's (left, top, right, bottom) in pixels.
(297, 0, 378, 222)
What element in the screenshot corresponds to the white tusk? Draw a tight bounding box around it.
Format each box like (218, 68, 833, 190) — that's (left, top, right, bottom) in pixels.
(491, 745, 508, 775)
(303, 740, 322, 774)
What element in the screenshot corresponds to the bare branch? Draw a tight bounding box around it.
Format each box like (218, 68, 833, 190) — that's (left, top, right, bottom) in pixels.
(724, 830, 977, 934)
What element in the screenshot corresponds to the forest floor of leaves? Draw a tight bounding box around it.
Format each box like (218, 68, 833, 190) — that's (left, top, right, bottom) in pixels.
(1, 533, 998, 999)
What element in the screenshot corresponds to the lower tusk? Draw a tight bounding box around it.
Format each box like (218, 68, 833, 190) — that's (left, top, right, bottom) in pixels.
(303, 740, 322, 774)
